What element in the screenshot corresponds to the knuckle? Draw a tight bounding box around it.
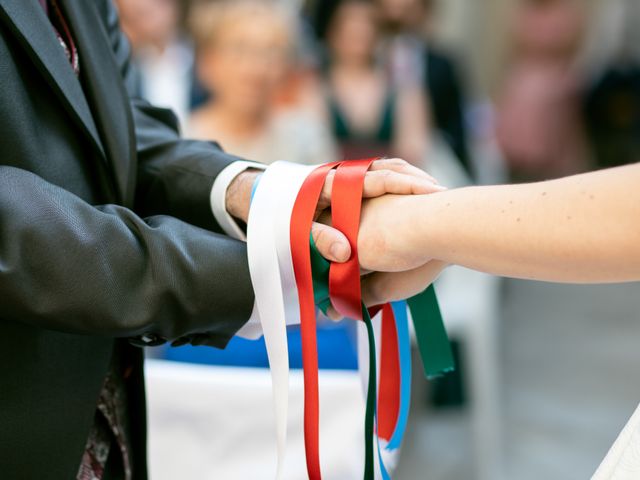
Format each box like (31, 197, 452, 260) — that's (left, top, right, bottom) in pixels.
(386, 158, 407, 167)
(385, 157, 404, 165)
(313, 224, 327, 245)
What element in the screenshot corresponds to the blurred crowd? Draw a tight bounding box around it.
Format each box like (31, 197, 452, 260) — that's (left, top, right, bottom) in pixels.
(114, 0, 471, 180)
(113, 0, 640, 185)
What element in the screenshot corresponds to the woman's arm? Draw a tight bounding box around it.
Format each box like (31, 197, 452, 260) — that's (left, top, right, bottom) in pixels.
(358, 164, 640, 291)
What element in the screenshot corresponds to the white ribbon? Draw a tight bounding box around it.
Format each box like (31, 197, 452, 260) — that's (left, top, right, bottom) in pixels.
(245, 161, 316, 479)
(272, 162, 317, 324)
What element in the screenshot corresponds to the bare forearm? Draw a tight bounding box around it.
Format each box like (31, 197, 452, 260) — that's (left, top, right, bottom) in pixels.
(413, 165, 640, 283)
(357, 165, 640, 282)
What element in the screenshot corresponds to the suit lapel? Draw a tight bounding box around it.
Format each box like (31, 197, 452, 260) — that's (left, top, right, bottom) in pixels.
(60, 0, 135, 205)
(0, 0, 106, 161)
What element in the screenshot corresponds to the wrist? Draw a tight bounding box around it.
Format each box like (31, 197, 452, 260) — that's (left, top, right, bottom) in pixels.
(392, 195, 435, 268)
(226, 169, 261, 223)
(411, 187, 473, 265)
(358, 195, 429, 272)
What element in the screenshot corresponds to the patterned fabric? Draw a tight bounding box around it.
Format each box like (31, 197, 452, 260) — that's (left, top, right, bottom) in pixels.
(77, 363, 133, 480)
(76, 414, 112, 480)
(47, 0, 80, 75)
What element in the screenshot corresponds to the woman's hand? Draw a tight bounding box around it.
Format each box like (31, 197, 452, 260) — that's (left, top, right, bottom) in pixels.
(228, 158, 444, 264)
(314, 158, 444, 263)
(357, 194, 437, 273)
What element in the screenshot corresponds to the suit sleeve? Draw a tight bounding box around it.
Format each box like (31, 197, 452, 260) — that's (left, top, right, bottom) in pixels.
(98, 0, 245, 233)
(0, 166, 254, 348)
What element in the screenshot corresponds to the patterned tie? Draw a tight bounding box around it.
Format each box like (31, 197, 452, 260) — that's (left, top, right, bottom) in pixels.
(77, 365, 133, 480)
(40, 0, 80, 74)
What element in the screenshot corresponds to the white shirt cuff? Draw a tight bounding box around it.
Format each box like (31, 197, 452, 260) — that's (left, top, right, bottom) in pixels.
(210, 161, 267, 241)
(235, 302, 263, 339)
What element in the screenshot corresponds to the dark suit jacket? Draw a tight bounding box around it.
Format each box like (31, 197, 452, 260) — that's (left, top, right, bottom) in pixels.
(0, 0, 255, 477)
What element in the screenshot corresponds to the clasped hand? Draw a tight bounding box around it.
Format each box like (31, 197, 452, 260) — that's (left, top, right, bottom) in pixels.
(227, 157, 446, 318)
(314, 159, 448, 319)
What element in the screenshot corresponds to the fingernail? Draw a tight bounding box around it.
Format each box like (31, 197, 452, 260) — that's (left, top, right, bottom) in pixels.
(330, 242, 349, 262)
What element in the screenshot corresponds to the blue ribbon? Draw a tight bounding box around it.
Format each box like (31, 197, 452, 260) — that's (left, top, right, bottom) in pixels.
(250, 173, 263, 203)
(386, 301, 412, 451)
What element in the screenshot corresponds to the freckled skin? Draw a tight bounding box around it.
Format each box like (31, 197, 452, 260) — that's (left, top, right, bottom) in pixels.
(357, 163, 640, 290)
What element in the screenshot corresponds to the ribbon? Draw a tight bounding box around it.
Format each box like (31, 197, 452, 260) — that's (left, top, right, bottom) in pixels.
(290, 162, 341, 479)
(246, 162, 316, 478)
(378, 304, 400, 442)
(327, 159, 379, 479)
(408, 286, 454, 379)
(387, 301, 412, 450)
(247, 160, 455, 479)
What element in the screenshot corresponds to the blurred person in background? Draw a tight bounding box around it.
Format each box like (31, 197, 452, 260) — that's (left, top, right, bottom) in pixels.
(116, 0, 194, 126)
(584, 0, 640, 170)
(315, 0, 430, 165)
(496, 0, 590, 181)
(377, 0, 473, 179)
(376, 0, 476, 408)
(187, 0, 337, 166)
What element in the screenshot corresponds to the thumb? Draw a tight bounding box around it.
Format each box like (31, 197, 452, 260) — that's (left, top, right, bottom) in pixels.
(311, 222, 351, 263)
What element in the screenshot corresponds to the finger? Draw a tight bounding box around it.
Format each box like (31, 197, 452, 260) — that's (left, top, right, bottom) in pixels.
(370, 158, 439, 184)
(362, 170, 446, 198)
(361, 261, 447, 306)
(315, 209, 332, 226)
(311, 222, 351, 263)
(326, 305, 344, 322)
(317, 170, 335, 211)
(318, 159, 442, 209)
(361, 272, 402, 307)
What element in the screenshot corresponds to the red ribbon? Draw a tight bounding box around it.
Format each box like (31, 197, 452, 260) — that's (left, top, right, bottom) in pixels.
(328, 159, 374, 320)
(290, 162, 339, 480)
(378, 304, 401, 441)
(290, 159, 401, 478)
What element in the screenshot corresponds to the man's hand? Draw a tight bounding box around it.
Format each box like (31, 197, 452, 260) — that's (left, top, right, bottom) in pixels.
(361, 261, 447, 307)
(316, 158, 442, 213)
(325, 259, 447, 320)
(226, 159, 444, 263)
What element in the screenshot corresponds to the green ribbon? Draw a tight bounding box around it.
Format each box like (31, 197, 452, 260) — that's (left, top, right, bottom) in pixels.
(407, 286, 455, 379)
(309, 235, 332, 314)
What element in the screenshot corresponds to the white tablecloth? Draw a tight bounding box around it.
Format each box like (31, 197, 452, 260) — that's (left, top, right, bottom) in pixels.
(145, 360, 365, 480)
